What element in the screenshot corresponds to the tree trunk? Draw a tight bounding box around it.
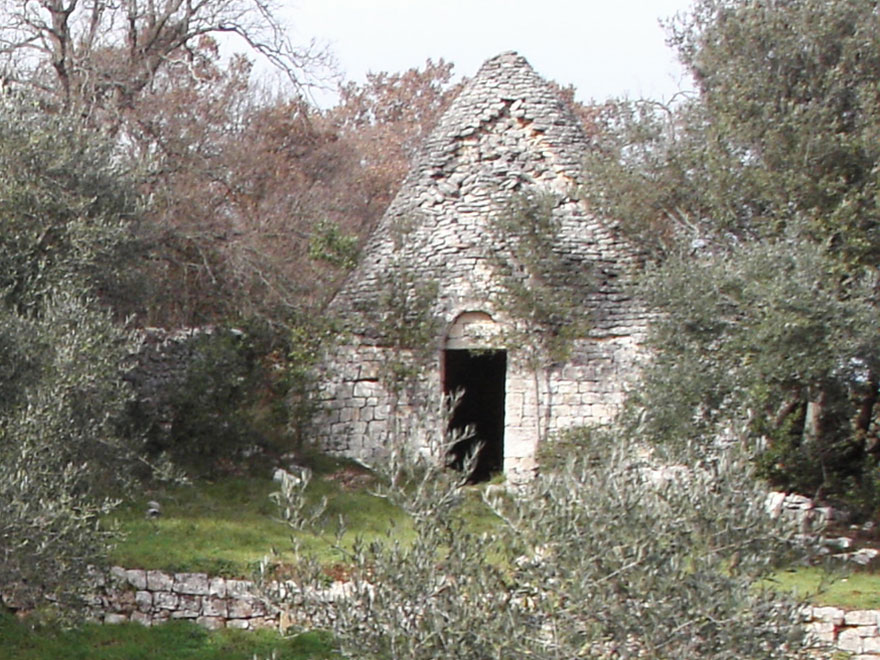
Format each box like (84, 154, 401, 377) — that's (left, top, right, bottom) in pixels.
(802, 389, 826, 449)
(856, 370, 879, 454)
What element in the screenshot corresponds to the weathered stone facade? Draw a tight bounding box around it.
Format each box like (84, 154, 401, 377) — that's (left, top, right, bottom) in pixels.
(316, 52, 649, 478)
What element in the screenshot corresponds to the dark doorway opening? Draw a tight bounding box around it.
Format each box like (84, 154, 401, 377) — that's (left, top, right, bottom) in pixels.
(444, 349, 506, 482)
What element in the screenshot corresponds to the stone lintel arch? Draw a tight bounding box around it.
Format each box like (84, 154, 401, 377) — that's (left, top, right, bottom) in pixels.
(444, 310, 505, 350)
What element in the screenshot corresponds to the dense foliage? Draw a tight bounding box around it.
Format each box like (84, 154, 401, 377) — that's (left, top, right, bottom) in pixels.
(278, 427, 814, 659)
(582, 0, 880, 508)
(0, 98, 145, 315)
(0, 97, 146, 611)
(630, 236, 880, 509)
(586, 0, 880, 265)
(137, 324, 293, 476)
(0, 3, 461, 613)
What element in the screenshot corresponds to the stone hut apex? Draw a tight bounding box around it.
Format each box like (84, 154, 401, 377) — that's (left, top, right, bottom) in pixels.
(315, 51, 648, 480)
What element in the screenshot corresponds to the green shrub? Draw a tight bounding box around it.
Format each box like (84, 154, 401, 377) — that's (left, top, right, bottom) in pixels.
(0, 93, 149, 613)
(277, 424, 819, 659)
(137, 320, 293, 476)
(0, 292, 139, 611)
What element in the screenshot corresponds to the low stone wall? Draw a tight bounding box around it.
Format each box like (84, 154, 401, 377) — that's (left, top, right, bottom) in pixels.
(806, 606, 880, 658)
(125, 327, 213, 396)
(90, 566, 880, 657)
(124, 327, 217, 428)
(89, 567, 277, 630)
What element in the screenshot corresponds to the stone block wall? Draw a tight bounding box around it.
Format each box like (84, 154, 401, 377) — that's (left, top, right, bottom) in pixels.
(316, 345, 400, 460)
(84, 567, 880, 658)
(543, 334, 647, 432)
(88, 567, 277, 630)
(315, 344, 441, 463)
(314, 323, 647, 478)
(806, 606, 880, 658)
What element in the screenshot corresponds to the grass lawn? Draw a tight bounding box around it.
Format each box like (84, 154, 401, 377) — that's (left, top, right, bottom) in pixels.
(108, 461, 412, 576)
(12, 454, 879, 660)
(107, 457, 880, 612)
(769, 565, 880, 610)
(2, 460, 507, 660)
(0, 613, 336, 660)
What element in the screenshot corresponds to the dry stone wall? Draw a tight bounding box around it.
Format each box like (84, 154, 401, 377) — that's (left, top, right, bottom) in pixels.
(83, 566, 880, 658)
(124, 325, 250, 450)
(125, 327, 214, 395)
(807, 606, 880, 658)
(88, 567, 278, 630)
(123, 326, 219, 434)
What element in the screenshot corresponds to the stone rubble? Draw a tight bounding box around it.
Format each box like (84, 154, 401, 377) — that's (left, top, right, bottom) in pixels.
(766, 491, 849, 528)
(766, 491, 880, 567)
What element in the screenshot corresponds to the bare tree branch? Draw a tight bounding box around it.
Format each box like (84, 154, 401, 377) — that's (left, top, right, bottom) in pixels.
(0, 0, 329, 114)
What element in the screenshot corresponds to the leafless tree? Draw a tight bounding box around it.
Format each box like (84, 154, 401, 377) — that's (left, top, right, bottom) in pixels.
(0, 0, 328, 119)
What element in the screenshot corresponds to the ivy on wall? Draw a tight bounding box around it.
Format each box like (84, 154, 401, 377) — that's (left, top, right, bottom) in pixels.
(491, 191, 594, 365)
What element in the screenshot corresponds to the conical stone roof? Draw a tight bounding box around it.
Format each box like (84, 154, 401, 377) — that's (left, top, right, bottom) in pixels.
(330, 51, 640, 342)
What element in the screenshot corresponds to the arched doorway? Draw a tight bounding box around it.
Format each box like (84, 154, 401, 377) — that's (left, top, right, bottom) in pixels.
(443, 312, 506, 482)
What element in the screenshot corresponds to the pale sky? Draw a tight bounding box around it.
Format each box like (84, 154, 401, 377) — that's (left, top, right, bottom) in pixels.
(283, 0, 696, 106)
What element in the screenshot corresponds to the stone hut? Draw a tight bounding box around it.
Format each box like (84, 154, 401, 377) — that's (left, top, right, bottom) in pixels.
(314, 52, 648, 480)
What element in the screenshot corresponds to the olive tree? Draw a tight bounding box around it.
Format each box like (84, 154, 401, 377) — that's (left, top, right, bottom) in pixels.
(0, 94, 149, 612)
(0, 94, 146, 316)
(274, 427, 817, 659)
(0, 294, 139, 612)
(580, 0, 880, 507)
(628, 235, 880, 508)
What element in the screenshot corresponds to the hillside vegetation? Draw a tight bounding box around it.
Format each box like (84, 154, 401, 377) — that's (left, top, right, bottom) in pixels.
(0, 0, 879, 658)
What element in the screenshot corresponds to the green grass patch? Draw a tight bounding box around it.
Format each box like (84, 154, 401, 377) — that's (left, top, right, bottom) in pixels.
(0, 613, 336, 660)
(768, 565, 880, 609)
(455, 486, 507, 535)
(110, 466, 880, 614)
(107, 462, 512, 578)
(108, 470, 412, 576)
